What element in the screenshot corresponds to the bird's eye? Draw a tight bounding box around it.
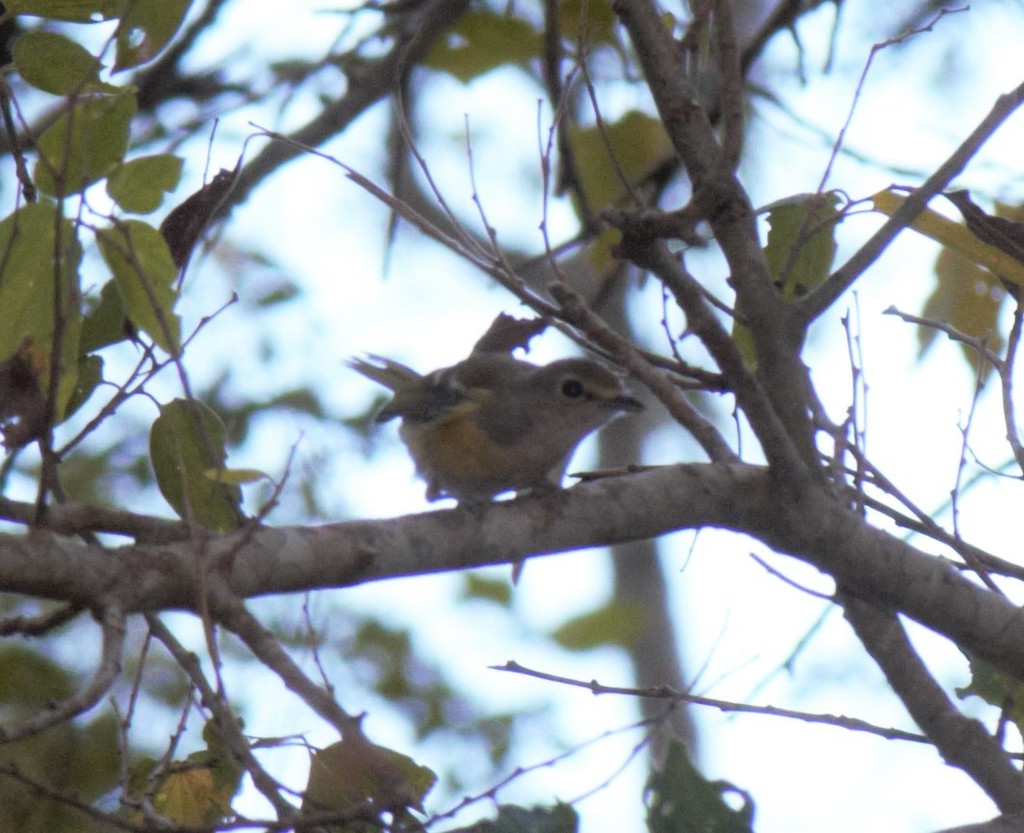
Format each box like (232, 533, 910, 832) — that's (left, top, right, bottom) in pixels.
(561, 379, 585, 399)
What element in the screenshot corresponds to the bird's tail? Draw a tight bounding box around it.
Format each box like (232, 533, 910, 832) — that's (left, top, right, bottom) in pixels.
(347, 355, 423, 392)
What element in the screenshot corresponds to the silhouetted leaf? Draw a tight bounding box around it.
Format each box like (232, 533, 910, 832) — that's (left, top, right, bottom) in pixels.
(646, 742, 755, 833)
(472, 314, 547, 355)
(160, 167, 238, 267)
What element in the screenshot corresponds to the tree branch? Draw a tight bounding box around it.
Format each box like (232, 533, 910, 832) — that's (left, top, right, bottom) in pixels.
(224, 0, 471, 217)
(211, 589, 363, 737)
(0, 604, 125, 745)
(146, 613, 299, 822)
(5, 464, 1024, 693)
(803, 79, 1024, 320)
(842, 594, 1024, 813)
(612, 0, 821, 472)
(935, 816, 1024, 833)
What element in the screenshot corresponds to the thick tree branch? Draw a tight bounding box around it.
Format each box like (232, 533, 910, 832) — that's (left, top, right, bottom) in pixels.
(5, 465, 1024, 693)
(936, 816, 1024, 833)
(842, 595, 1024, 813)
(612, 0, 821, 471)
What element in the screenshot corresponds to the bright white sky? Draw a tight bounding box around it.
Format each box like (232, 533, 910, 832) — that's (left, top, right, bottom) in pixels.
(30, 1, 1024, 831)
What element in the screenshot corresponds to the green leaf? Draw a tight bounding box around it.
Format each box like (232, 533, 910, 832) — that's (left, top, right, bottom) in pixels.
(74, 712, 121, 796)
(149, 398, 243, 531)
(80, 279, 131, 353)
(762, 191, 841, 299)
(0, 644, 75, 705)
(568, 111, 673, 210)
(646, 742, 755, 833)
(956, 653, 1024, 738)
(34, 87, 136, 196)
(107, 154, 184, 213)
(12, 31, 102, 95)
(97, 219, 180, 353)
(550, 601, 647, 651)
(305, 737, 437, 817)
(461, 573, 513, 607)
(424, 11, 541, 83)
(450, 803, 578, 833)
(734, 191, 842, 368)
(130, 723, 243, 826)
(5, 0, 121, 22)
(559, 0, 616, 45)
(63, 353, 103, 418)
(114, 0, 191, 70)
(0, 202, 82, 360)
(254, 279, 301, 307)
(0, 202, 82, 417)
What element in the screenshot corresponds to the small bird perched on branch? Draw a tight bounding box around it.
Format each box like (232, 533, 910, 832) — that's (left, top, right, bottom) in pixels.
(349, 316, 642, 504)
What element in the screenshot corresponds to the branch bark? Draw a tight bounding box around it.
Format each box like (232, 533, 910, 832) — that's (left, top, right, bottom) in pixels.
(6, 464, 1024, 691)
(842, 594, 1024, 813)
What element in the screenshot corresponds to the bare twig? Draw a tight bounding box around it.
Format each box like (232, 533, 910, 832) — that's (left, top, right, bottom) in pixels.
(998, 302, 1024, 472)
(0, 604, 125, 745)
(492, 660, 931, 745)
(210, 590, 362, 737)
(884, 305, 1004, 369)
(0, 602, 82, 636)
(817, 6, 968, 193)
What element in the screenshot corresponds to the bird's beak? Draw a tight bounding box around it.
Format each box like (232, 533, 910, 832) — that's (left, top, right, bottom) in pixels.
(609, 394, 644, 413)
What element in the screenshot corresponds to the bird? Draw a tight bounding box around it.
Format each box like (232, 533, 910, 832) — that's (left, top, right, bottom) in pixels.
(348, 351, 643, 504)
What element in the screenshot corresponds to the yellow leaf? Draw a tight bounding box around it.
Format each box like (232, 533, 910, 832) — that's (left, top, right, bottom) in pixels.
(872, 188, 1024, 287)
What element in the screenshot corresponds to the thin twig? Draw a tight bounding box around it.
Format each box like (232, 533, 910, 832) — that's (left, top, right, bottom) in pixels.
(0, 604, 125, 745)
(804, 78, 1024, 320)
(492, 660, 932, 745)
(999, 301, 1024, 472)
